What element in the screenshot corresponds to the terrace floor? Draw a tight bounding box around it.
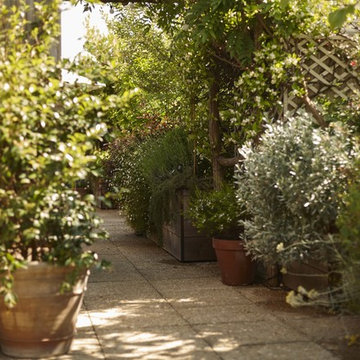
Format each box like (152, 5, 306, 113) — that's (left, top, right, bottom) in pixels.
(4, 209, 359, 360)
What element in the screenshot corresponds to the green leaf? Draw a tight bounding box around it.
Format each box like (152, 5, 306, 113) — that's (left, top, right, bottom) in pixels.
(4, 292, 17, 308)
(328, 5, 355, 29)
(279, 0, 290, 9)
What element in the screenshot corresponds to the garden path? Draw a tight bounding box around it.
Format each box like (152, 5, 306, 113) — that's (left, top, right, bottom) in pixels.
(5, 210, 358, 360)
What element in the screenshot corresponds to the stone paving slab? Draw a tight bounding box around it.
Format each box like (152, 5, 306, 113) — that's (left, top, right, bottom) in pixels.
(175, 304, 279, 325)
(84, 288, 165, 309)
(89, 262, 145, 283)
(88, 303, 188, 330)
(1, 210, 357, 360)
(93, 325, 221, 360)
(277, 316, 360, 342)
(219, 342, 338, 360)
(85, 280, 156, 298)
(151, 277, 225, 294)
(87, 239, 121, 256)
(138, 267, 221, 282)
(163, 287, 253, 309)
(193, 321, 307, 347)
(235, 286, 287, 304)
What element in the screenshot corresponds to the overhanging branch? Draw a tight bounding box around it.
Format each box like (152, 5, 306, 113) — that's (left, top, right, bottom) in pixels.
(217, 154, 242, 167)
(100, 0, 160, 3)
(302, 80, 327, 128)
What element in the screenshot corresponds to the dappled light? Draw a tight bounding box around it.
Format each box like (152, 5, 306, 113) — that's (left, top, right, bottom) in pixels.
(97, 331, 210, 359)
(1, 0, 360, 359)
(59, 210, 360, 360)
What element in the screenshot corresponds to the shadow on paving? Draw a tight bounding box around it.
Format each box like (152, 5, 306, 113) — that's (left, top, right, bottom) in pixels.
(86, 210, 360, 360)
(1, 210, 357, 360)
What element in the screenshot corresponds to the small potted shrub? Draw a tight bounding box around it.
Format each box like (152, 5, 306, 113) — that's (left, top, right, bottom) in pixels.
(0, 2, 112, 357)
(187, 184, 255, 285)
(236, 112, 357, 290)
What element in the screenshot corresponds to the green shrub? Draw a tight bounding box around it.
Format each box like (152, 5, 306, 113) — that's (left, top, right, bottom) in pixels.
(187, 184, 243, 238)
(335, 182, 360, 312)
(236, 112, 357, 266)
(108, 136, 151, 234)
(141, 128, 194, 237)
(0, 1, 114, 307)
(285, 182, 360, 313)
(109, 127, 201, 238)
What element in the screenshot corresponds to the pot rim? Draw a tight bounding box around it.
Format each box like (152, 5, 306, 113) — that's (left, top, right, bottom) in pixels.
(212, 238, 245, 250)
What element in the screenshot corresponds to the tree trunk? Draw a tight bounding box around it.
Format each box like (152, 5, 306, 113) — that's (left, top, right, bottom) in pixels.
(208, 80, 224, 189)
(190, 97, 197, 177)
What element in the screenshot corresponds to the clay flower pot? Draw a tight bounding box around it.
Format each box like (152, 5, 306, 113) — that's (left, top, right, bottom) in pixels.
(0, 263, 89, 358)
(212, 238, 255, 285)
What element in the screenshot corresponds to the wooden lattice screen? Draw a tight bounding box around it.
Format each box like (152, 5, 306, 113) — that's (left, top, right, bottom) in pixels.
(284, 32, 360, 114)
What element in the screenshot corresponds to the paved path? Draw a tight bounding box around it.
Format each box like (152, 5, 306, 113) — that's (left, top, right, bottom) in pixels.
(10, 210, 358, 360)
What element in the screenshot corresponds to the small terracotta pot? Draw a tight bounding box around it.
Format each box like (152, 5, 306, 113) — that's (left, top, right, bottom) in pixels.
(212, 238, 255, 285)
(0, 262, 89, 358)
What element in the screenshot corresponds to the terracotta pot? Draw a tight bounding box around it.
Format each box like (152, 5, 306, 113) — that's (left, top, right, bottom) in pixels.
(212, 238, 255, 285)
(0, 262, 89, 358)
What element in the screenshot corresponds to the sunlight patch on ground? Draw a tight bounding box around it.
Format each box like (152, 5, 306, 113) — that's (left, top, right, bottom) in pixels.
(87, 307, 138, 326)
(75, 312, 93, 329)
(101, 331, 200, 359)
(212, 337, 239, 352)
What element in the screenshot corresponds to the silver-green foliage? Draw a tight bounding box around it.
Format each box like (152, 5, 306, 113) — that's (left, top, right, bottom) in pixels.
(236, 113, 357, 265)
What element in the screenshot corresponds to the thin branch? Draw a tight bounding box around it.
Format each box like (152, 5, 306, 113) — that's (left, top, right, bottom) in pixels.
(217, 154, 242, 167)
(101, 0, 159, 3)
(209, 51, 246, 70)
(302, 80, 328, 128)
(256, 14, 272, 36)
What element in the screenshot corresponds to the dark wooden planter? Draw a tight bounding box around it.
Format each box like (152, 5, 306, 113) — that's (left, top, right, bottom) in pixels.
(282, 260, 329, 291)
(162, 190, 216, 262)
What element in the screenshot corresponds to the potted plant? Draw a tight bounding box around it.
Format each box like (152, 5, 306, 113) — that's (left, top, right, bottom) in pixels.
(0, 2, 111, 357)
(235, 113, 357, 291)
(187, 184, 255, 285)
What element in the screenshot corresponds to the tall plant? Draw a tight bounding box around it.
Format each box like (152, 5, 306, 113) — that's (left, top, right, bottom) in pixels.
(140, 0, 347, 187)
(107, 136, 151, 234)
(236, 112, 357, 266)
(108, 127, 200, 239)
(82, 5, 185, 134)
(100, 0, 357, 189)
(0, 0, 118, 306)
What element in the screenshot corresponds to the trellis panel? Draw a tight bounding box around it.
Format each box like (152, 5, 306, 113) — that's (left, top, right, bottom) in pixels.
(284, 33, 360, 114)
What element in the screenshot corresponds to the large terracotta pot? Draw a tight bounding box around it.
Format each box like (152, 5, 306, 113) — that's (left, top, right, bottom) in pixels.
(0, 262, 89, 358)
(212, 238, 255, 285)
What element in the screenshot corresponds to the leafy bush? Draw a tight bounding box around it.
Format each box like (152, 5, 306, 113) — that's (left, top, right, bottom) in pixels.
(335, 182, 360, 312)
(285, 182, 360, 313)
(109, 127, 201, 238)
(0, 1, 114, 307)
(107, 136, 151, 234)
(236, 112, 357, 266)
(141, 128, 195, 235)
(187, 184, 243, 239)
